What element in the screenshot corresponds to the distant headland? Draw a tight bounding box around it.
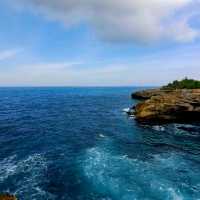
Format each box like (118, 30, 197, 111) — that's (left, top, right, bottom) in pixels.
(130, 78, 200, 123)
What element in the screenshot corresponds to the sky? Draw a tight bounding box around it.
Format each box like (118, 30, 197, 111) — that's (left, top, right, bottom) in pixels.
(0, 0, 200, 86)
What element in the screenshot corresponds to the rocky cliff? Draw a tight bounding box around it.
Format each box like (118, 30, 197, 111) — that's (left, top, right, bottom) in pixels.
(131, 89, 171, 100)
(131, 89, 200, 123)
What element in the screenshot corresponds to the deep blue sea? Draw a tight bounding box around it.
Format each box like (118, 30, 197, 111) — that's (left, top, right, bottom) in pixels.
(0, 87, 200, 200)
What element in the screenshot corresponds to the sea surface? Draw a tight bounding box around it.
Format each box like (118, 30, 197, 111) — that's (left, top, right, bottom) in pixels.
(0, 87, 200, 200)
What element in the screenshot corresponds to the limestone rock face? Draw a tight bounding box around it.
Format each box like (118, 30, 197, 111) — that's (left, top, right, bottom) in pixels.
(133, 89, 200, 123)
(0, 194, 17, 200)
(131, 89, 172, 100)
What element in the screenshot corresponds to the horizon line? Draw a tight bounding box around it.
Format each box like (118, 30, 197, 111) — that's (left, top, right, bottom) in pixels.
(0, 85, 160, 88)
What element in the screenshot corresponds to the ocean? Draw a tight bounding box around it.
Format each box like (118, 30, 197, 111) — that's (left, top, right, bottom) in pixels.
(0, 87, 200, 200)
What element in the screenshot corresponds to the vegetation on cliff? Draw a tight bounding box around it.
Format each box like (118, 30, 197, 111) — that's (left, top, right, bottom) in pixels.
(162, 78, 200, 90)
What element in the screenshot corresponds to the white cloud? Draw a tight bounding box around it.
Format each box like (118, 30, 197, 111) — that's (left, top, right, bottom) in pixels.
(0, 49, 22, 61)
(24, 61, 83, 70)
(0, 60, 84, 86)
(0, 46, 199, 86)
(12, 0, 200, 43)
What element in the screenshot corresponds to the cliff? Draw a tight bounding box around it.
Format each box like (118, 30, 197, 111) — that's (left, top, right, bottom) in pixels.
(131, 89, 200, 123)
(131, 89, 172, 100)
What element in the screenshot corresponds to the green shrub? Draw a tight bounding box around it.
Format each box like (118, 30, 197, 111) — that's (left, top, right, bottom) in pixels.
(162, 78, 200, 90)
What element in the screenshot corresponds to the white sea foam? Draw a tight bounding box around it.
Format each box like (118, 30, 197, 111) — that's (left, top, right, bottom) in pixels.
(122, 108, 130, 113)
(0, 154, 54, 199)
(99, 134, 106, 138)
(168, 188, 183, 200)
(82, 147, 198, 200)
(129, 115, 135, 119)
(152, 125, 165, 132)
(0, 155, 18, 182)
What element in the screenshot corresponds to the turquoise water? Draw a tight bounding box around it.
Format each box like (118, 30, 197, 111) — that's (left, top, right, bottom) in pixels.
(0, 87, 200, 200)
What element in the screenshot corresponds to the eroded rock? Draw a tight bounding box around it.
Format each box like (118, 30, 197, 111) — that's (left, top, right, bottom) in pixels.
(133, 89, 200, 123)
(0, 194, 17, 200)
(131, 89, 172, 100)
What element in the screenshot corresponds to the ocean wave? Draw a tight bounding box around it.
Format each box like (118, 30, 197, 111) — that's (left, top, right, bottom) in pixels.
(82, 146, 200, 200)
(152, 125, 165, 132)
(0, 155, 18, 182)
(0, 154, 54, 200)
(122, 108, 130, 113)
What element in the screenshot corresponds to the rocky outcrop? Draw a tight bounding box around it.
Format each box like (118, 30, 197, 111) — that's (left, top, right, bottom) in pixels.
(0, 194, 17, 200)
(132, 89, 200, 123)
(131, 89, 172, 100)
(131, 88, 175, 100)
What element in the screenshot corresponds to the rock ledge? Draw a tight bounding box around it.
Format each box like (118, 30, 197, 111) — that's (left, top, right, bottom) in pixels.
(131, 89, 200, 123)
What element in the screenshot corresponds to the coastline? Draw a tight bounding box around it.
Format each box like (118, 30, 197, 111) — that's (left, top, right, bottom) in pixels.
(129, 88, 200, 123)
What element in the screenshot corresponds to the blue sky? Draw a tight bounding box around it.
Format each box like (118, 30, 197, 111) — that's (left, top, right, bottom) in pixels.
(0, 0, 200, 86)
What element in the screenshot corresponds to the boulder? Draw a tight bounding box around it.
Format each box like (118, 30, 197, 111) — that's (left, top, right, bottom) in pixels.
(134, 89, 200, 123)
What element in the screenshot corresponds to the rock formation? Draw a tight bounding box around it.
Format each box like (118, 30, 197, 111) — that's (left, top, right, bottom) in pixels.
(131, 89, 170, 100)
(131, 89, 200, 123)
(0, 194, 17, 200)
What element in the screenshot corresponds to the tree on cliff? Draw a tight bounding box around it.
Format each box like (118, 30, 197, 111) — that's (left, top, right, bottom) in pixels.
(162, 78, 200, 90)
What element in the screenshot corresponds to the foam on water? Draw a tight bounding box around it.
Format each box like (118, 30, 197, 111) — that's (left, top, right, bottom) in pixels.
(82, 145, 200, 200)
(152, 125, 165, 132)
(0, 87, 200, 200)
(122, 108, 130, 113)
(99, 134, 106, 138)
(0, 155, 18, 182)
(0, 154, 55, 200)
